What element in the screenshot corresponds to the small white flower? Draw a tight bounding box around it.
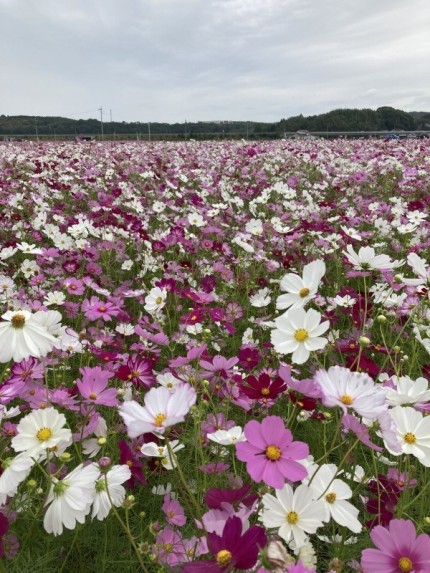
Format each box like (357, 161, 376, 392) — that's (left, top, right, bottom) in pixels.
(207, 426, 246, 446)
(387, 406, 430, 466)
(271, 308, 329, 364)
(144, 287, 167, 314)
(276, 260, 325, 311)
(343, 245, 404, 271)
(385, 375, 430, 406)
(92, 465, 131, 520)
(141, 440, 184, 470)
(0, 454, 35, 505)
(43, 291, 66, 306)
(250, 288, 271, 308)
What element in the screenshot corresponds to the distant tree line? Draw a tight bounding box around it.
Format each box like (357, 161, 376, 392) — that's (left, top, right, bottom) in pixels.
(279, 107, 419, 133)
(0, 107, 427, 139)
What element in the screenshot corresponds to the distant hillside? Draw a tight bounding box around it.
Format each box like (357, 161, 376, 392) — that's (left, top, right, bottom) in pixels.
(0, 115, 272, 138)
(409, 111, 430, 129)
(0, 107, 427, 139)
(278, 107, 418, 133)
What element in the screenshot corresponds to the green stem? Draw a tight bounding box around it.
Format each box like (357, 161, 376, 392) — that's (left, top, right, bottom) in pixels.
(104, 477, 149, 573)
(165, 438, 202, 521)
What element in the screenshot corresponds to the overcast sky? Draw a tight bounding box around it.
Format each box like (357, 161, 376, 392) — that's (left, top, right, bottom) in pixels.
(1, 0, 429, 123)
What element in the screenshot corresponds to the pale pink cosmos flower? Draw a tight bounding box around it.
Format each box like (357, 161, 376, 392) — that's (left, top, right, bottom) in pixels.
(119, 383, 197, 437)
(314, 366, 387, 420)
(76, 366, 118, 406)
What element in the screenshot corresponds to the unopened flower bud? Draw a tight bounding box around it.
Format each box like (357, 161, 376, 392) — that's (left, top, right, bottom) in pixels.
(99, 456, 111, 468)
(59, 452, 72, 462)
(376, 315, 387, 323)
(359, 336, 371, 347)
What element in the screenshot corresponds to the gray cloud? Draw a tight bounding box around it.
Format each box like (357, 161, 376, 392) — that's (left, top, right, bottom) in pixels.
(1, 0, 429, 122)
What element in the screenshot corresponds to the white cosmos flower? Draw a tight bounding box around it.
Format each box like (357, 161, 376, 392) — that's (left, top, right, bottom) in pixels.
(144, 287, 167, 314)
(44, 463, 99, 536)
(343, 245, 404, 271)
(306, 464, 362, 533)
(271, 308, 329, 364)
(260, 483, 328, 548)
(207, 426, 246, 446)
(92, 465, 131, 520)
(11, 407, 72, 458)
(249, 288, 271, 308)
(387, 406, 430, 466)
(276, 260, 326, 311)
(0, 453, 35, 504)
(141, 440, 184, 470)
(384, 375, 430, 406)
(0, 309, 62, 363)
(43, 291, 66, 306)
(403, 252, 430, 287)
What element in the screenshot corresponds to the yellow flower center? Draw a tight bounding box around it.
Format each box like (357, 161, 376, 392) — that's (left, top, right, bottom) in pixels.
(266, 445, 281, 461)
(216, 550, 232, 567)
(37, 427, 53, 442)
(299, 287, 310, 298)
(89, 392, 97, 400)
(11, 313, 26, 329)
(340, 394, 353, 406)
(398, 557, 413, 572)
(404, 432, 416, 444)
(154, 413, 167, 427)
(156, 297, 163, 305)
(164, 543, 173, 553)
(287, 511, 299, 524)
(325, 492, 336, 504)
(261, 388, 270, 395)
(294, 329, 309, 342)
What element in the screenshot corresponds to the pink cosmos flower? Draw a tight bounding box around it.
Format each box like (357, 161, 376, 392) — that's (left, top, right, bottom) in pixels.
(361, 518, 430, 573)
(162, 494, 186, 526)
(199, 355, 239, 383)
(235, 416, 308, 489)
(81, 296, 120, 321)
(76, 366, 118, 406)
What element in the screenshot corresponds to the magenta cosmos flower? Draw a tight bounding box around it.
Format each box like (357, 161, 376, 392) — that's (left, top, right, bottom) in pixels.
(361, 518, 430, 573)
(183, 516, 266, 572)
(235, 416, 308, 489)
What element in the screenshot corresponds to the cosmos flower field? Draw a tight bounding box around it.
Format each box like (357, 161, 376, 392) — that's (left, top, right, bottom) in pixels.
(0, 138, 429, 572)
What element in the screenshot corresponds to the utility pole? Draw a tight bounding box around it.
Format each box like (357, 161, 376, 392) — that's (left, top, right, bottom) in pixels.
(99, 106, 104, 140)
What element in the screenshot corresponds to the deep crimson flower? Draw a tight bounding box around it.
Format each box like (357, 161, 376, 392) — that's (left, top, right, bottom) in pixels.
(116, 355, 155, 388)
(0, 513, 10, 558)
(204, 484, 258, 510)
(365, 475, 401, 528)
(238, 347, 262, 371)
(240, 373, 286, 403)
(118, 440, 146, 488)
(183, 516, 266, 572)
